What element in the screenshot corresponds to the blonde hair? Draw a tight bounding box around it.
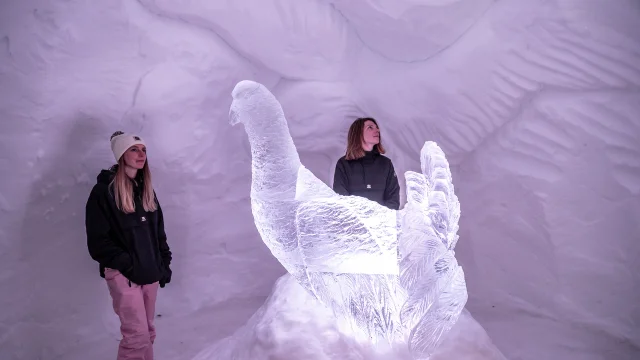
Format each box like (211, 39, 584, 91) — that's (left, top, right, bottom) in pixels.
(111, 156, 157, 214)
(345, 117, 386, 160)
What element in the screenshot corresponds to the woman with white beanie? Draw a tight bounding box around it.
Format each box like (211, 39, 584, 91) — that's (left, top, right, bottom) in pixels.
(85, 131, 172, 360)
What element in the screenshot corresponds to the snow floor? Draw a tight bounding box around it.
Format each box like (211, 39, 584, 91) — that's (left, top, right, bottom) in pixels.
(190, 274, 508, 360)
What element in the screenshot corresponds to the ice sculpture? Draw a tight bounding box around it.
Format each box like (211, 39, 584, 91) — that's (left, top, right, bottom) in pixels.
(229, 80, 467, 359)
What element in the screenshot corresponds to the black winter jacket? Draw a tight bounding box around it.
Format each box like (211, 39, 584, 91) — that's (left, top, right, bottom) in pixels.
(85, 165, 172, 287)
(333, 149, 400, 210)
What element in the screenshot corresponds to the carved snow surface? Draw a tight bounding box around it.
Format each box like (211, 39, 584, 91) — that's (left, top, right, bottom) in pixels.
(191, 274, 506, 360)
(229, 79, 467, 359)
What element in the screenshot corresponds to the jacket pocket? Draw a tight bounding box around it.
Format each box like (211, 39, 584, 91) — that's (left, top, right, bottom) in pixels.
(117, 214, 140, 279)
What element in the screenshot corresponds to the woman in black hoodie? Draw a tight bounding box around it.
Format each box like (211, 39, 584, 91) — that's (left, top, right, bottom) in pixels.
(333, 117, 400, 210)
(85, 131, 172, 360)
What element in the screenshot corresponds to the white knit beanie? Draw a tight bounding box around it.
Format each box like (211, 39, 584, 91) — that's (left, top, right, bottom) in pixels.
(110, 131, 146, 162)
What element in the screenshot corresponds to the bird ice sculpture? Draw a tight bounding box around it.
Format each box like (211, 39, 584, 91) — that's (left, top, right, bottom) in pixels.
(229, 80, 467, 359)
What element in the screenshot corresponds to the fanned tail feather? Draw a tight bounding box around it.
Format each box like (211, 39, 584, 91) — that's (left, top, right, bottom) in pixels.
(399, 141, 468, 357)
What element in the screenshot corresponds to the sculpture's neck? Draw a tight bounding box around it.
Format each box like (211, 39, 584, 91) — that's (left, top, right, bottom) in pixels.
(244, 119, 301, 195)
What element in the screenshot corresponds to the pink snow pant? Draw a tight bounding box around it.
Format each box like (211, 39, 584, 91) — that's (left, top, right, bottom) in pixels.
(105, 268, 159, 360)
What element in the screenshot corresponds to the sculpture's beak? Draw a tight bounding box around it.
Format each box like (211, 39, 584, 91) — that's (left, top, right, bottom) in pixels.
(229, 104, 240, 126)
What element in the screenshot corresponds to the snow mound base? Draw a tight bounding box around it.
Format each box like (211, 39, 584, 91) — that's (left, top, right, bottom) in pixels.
(192, 274, 507, 360)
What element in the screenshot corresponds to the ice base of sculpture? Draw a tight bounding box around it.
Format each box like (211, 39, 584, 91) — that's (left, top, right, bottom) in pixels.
(191, 273, 507, 360)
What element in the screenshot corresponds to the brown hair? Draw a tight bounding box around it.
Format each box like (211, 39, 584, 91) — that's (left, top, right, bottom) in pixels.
(345, 117, 386, 160)
(110, 132, 157, 214)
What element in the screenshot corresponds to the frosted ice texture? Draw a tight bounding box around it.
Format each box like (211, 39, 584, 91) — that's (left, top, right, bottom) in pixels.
(230, 80, 467, 359)
(398, 145, 468, 357)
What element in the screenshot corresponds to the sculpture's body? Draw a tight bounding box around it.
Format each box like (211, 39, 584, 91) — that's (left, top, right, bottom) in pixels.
(229, 80, 467, 359)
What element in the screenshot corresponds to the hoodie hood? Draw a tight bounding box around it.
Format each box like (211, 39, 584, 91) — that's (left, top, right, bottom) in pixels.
(97, 164, 144, 196)
(96, 165, 117, 185)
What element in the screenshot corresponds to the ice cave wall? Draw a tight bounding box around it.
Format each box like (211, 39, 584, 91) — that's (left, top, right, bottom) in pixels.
(0, 0, 639, 359)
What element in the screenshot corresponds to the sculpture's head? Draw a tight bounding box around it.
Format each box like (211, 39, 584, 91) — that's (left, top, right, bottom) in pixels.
(229, 80, 283, 127)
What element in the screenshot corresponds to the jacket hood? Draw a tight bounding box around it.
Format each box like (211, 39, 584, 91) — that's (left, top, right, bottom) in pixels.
(97, 165, 145, 196)
(96, 165, 117, 185)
